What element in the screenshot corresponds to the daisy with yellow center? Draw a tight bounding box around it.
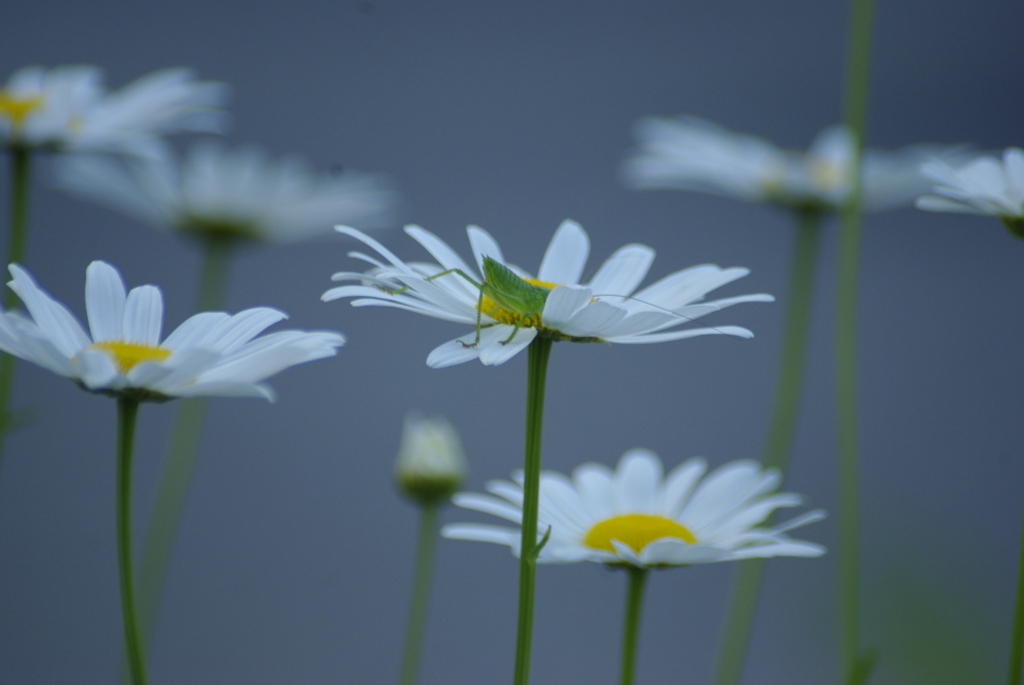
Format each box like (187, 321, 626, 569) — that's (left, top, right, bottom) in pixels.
(0, 260, 345, 400)
(445, 450, 824, 685)
(0, 260, 344, 685)
(55, 141, 399, 245)
(1, 65, 226, 154)
(443, 449, 825, 567)
(324, 219, 774, 367)
(622, 115, 969, 212)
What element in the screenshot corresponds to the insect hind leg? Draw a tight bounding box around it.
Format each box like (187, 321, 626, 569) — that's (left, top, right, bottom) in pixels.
(386, 267, 482, 295)
(458, 287, 488, 348)
(500, 320, 525, 346)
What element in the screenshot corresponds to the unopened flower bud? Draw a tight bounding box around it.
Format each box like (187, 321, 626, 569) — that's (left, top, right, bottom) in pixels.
(394, 412, 467, 504)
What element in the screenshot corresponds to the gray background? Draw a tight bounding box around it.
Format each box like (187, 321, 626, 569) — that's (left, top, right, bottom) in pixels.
(1, 1, 1022, 684)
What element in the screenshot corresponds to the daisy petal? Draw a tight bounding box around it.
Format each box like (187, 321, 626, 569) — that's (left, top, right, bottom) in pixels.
(8, 264, 91, 357)
(85, 261, 126, 342)
(426, 325, 525, 368)
(556, 301, 627, 338)
(664, 458, 708, 517)
(606, 325, 753, 344)
(196, 308, 288, 352)
(478, 326, 536, 366)
(541, 285, 593, 330)
(588, 244, 655, 296)
(442, 523, 520, 547)
(467, 225, 505, 274)
(641, 539, 731, 564)
(172, 380, 276, 400)
(538, 219, 590, 284)
(572, 463, 615, 521)
(73, 348, 121, 390)
(613, 449, 663, 513)
(728, 541, 825, 559)
(451, 493, 523, 523)
(161, 312, 231, 350)
(121, 285, 163, 345)
(426, 335, 486, 368)
(405, 225, 479, 299)
(446, 449, 823, 568)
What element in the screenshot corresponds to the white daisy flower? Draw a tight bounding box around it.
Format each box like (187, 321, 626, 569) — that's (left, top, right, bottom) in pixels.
(623, 115, 967, 212)
(443, 449, 825, 567)
(0, 261, 344, 401)
(55, 141, 399, 243)
(322, 220, 773, 368)
(916, 148, 1024, 237)
(0, 65, 227, 157)
(394, 411, 468, 503)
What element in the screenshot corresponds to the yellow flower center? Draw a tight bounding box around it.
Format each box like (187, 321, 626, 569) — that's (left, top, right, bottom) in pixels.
(583, 513, 697, 554)
(0, 91, 45, 132)
(477, 277, 558, 327)
(90, 341, 171, 373)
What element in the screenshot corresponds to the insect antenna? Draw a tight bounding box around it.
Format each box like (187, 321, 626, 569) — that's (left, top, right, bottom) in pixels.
(582, 290, 773, 339)
(579, 246, 773, 338)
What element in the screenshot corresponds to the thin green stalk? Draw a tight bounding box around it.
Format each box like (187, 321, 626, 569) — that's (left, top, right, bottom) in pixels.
(136, 235, 233, 647)
(619, 566, 649, 685)
(837, 0, 874, 682)
(192, 235, 234, 312)
(1008, 507, 1024, 685)
(0, 145, 32, 467)
(711, 209, 823, 685)
(117, 397, 147, 685)
(398, 503, 441, 685)
(762, 210, 823, 476)
(4, 146, 30, 305)
(512, 336, 553, 685)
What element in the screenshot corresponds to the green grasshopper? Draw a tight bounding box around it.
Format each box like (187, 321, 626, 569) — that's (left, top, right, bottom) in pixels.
(392, 256, 551, 347)
(386, 253, 711, 348)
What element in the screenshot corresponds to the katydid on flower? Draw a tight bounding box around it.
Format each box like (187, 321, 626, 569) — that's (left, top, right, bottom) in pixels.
(388, 254, 733, 349)
(390, 256, 549, 347)
(325, 223, 773, 369)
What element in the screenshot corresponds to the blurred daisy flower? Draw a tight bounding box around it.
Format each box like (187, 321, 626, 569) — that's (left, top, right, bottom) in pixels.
(395, 411, 468, 504)
(56, 141, 399, 243)
(916, 148, 1024, 238)
(0, 261, 344, 401)
(322, 219, 772, 368)
(443, 448, 825, 567)
(622, 116, 967, 213)
(0, 65, 227, 156)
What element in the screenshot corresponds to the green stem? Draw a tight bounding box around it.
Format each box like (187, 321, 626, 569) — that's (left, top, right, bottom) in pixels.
(619, 566, 649, 685)
(193, 235, 234, 312)
(1008, 506, 1024, 685)
(117, 397, 147, 685)
(136, 235, 233, 648)
(711, 209, 823, 685)
(837, 0, 873, 682)
(762, 210, 823, 475)
(512, 336, 553, 685)
(0, 146, 32, 468)
(5, 146, 30, 305)
(398, 503, 441, 685)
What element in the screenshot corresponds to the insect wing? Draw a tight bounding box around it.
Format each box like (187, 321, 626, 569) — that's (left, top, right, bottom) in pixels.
(481, 257, 550, 315)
